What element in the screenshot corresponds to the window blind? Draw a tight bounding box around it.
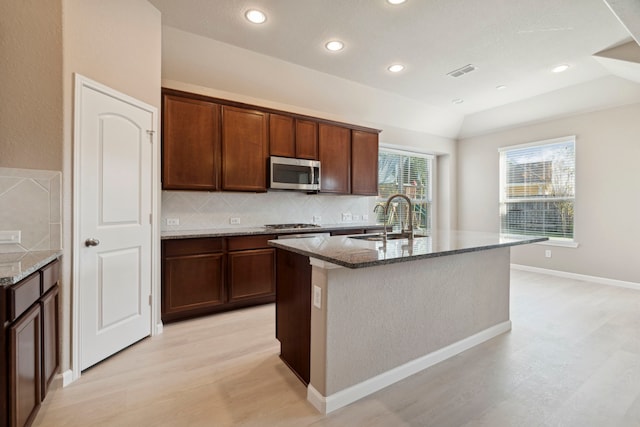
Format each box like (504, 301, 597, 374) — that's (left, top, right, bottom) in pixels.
(499, 136, 575, 240)
(377, 148, 433, 231)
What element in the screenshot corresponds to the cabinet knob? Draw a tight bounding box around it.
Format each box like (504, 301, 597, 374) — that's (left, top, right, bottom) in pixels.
(85, 238, 100, 247)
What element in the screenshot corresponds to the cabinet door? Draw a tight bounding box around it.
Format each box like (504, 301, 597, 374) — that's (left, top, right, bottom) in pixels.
(318, 123, 351, 194)
(269, 114, 295, 158)
(162, 252, 225, 322)
(222, 106, 268, 191)
(9, 304, 41, 427)
(40, 286, 59, 401)
(228, 248, 275, 302)
(275, 248, 311, 384)
(295, 119, 318, 160)
(351, 130, 379, 195)
(162, 94, 221, 190)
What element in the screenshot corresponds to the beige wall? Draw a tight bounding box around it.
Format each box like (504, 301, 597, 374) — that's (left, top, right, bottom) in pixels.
(458, 103, 640, 283)
(60, 0, 162, 374)
(0, 0, 63, 170)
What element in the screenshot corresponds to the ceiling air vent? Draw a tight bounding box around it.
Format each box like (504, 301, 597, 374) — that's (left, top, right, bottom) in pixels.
(447, 64, 477, 78)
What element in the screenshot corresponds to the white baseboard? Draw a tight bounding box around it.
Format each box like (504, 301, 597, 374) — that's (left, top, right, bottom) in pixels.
(61, 369, 74, 387)
(511, 264, 640, 291)
(154, 321, 164, 335)
(307, 320, 512, 414)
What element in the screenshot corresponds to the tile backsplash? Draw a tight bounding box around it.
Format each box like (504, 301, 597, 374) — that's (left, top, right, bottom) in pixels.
(162, 190, 378, 231)
(0, 167, 62, 253)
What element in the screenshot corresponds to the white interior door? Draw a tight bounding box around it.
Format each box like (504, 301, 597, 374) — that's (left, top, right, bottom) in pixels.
(76, 79, 154, 371)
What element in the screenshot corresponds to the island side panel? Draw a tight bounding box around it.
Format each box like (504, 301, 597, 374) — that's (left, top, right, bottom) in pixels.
(313, 247, 511, 397)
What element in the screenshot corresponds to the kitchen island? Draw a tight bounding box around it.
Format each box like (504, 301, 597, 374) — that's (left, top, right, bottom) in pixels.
(270, 230, 546, 414)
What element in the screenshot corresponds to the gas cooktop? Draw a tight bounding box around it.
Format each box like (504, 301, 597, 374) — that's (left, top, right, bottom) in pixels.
(264, 223, 320, 230)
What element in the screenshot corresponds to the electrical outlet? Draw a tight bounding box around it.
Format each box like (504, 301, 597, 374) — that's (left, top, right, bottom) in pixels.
(313, 215, 321, 224)
(230, 217, 241, 225)
(353, 214, 361, 221)
(362, 214, 369, 221)
(545, 249, 552, 258)
(0, 230, 21, 245)
(166, 218, 180, 226)
(313, 285, 322, 309)
(342, 213, 352, 222)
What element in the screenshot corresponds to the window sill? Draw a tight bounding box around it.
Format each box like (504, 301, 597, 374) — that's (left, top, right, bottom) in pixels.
(535, 239, 579, 248)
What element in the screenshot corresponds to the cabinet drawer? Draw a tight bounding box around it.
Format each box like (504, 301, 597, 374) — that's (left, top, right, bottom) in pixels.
(227, 235, 276, 251)
(41, 259, 60, 293)
(163, 238, 225, 257)
(9, 272, 41, 322)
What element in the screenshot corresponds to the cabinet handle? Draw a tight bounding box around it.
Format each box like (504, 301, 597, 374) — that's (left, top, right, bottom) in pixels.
(85, 238, 100, 247)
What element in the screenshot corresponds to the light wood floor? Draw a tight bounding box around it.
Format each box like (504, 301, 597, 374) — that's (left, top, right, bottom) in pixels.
(34, 270, 640, 426)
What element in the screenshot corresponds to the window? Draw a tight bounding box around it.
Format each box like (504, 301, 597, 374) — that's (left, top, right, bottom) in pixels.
(499, 136, 575, 241)
(377, 148, 433, 232)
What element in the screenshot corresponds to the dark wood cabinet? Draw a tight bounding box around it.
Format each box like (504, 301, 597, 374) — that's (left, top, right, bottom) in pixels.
(40, 286, 59, 401)
(1, 258, 60, 427)
(9, 304, 41, 427)
(162, 93, 221, 190)
(269, 114, 295, 158)
(275, 248, 312, 385)
(222, 106, 268, 191)
(295, 119, 318, 160)
(228, 235, 276, 302)
(351, 130, 379, 196)
(269, 115, 318, 160)
(319, 123, 351, 194)
(162, 238, 226, 323)
(161, 235, 277, 323)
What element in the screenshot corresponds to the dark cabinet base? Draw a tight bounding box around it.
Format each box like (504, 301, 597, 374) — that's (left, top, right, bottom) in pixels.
(275, 248, 312, 385)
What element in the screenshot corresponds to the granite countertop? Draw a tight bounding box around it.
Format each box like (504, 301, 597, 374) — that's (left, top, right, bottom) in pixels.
(268, 230, 548, 269)
(0, 250, 63, 286)
(161, 223, 386, 239)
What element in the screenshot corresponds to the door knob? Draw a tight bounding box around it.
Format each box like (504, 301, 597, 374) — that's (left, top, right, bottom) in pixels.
(85, 238, 100, 247)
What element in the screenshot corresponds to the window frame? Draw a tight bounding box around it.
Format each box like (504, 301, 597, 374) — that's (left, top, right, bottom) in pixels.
(499, 135, 577, 245)
(377, 144, 434, 232)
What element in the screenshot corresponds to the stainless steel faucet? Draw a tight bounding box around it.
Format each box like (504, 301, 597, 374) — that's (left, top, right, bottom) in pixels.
(382, 193, 414, 240)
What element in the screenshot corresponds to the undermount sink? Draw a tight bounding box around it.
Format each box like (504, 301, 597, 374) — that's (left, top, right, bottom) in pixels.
(349, 232, 422, 242)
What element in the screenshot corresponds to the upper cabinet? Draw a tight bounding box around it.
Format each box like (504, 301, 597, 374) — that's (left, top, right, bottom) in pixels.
(221, 106, 268, 192)
(269, 114, 318, 160)
(294, 119, 318, 160)
(351, 130, 379, 196)
(162, 93, 221, 190)
(161, 88, 379, 194)
(318, 123, 351, 194)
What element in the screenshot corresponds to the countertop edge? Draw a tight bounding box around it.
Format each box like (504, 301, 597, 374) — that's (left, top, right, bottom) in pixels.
(269, 236, 548, 269)
(0, 250, 63, 286)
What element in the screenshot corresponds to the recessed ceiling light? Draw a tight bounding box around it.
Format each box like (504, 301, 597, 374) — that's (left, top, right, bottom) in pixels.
(325, 40, 344, 52)
(452, 98, 464, 104)
(245, 9, 266, 24)
(387, 0, 407, 4)
(496, 85, 507, 90)
(387, 64, 405, 73)
(552, 64, 570, 73)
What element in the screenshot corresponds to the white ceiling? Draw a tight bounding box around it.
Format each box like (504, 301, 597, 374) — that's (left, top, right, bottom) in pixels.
(149, 0, 640, 138)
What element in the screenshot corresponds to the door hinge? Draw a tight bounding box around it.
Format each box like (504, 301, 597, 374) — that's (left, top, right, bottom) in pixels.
(149, 213, 152, 224)
(148, 295, 152, 306)
(146, 130, 155, 142)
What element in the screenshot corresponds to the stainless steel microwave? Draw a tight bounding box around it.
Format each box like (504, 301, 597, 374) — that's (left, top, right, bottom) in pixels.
(269, 156, 321, 191)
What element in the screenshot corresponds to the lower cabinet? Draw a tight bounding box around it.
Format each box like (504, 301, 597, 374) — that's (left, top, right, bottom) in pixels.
(1, 258, 60, 427)
(227, 236, 275, 302)
(9, 304, 41, 427)
(275, 248, 312, 385)
(161, 235, 276, 323)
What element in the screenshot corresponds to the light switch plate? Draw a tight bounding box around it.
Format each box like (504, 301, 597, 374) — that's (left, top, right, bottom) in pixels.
(0, 230, 21, 245)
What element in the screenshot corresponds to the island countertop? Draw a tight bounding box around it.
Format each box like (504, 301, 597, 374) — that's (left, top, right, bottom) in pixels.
(268, 230, 547, 269)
